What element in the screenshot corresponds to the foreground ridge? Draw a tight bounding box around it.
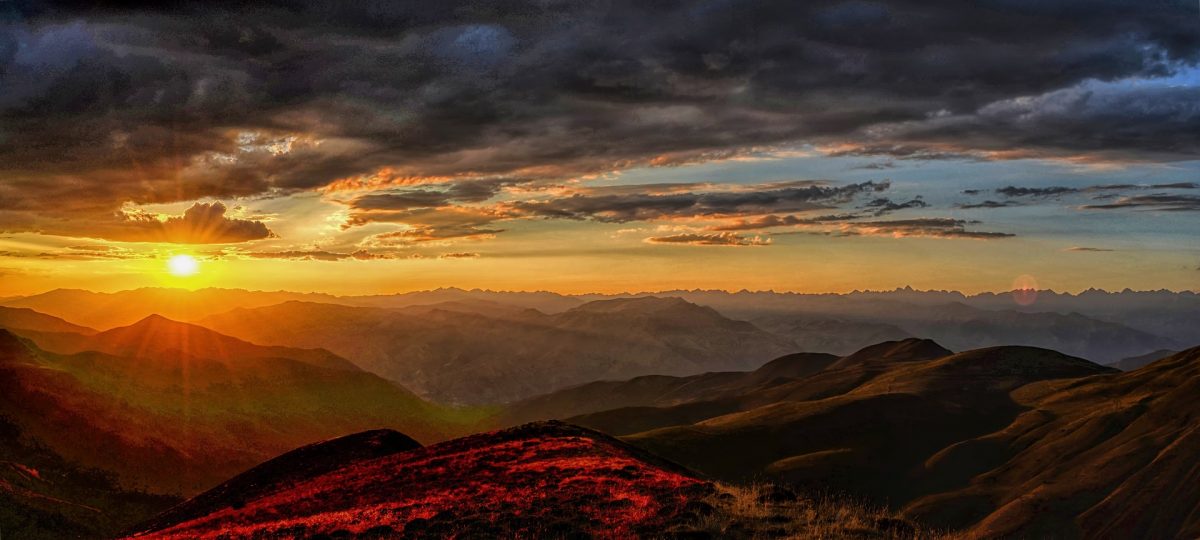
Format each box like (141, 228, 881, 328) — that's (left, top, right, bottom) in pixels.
(126, 421, 945, 539)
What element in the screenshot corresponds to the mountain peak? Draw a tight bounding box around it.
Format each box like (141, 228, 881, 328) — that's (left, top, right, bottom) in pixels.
(569, 296, 709, 316)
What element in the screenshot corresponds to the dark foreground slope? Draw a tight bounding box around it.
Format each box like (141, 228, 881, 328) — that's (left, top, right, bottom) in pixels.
(540, 339, 1200, 539)
(0, 415, 178, 539)
(126, 422, 946, 540)
(905, 346, 1200, 539)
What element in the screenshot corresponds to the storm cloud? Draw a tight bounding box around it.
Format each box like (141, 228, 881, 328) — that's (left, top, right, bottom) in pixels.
(0, 0, 1197, 240)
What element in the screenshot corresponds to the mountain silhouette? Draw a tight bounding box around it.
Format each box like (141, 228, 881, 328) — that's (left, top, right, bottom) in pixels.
(200, 297, 796, 404)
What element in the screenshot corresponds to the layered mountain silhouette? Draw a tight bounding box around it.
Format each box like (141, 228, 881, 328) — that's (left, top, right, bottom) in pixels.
(5, 286, 1187, 363)
(21, 314, 358, 372)
(505, 339, 1200, 538)
(0, 305, 96, 335)
(199, 297, 796, 404)
(0, 321, 472, 500)
(125, 422, 932, 539)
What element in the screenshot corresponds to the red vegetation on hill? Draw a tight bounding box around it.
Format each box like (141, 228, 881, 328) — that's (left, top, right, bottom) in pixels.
(126, 422, 713, 539)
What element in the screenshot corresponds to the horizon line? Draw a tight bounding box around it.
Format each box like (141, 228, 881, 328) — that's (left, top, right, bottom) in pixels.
(5, 284, 1198, 300)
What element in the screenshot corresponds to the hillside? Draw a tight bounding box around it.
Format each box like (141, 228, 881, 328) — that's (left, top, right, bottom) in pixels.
(199, 297, 796, 404)
(0, 328, 474, 499)
(125, 422, 944, 539)
(0, 413, 178, 540)
(501, 351, 839, 426)
(0, 288, 342, 330)
(21, 314, 358, 372)
(904, 346, 1200, 539)
(1108, 349, 1178, 371)
(538, 339, 1200, 538)
(0, 306, 97, 335)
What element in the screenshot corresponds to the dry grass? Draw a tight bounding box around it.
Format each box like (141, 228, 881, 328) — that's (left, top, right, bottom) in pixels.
(669, 483, 971, 540)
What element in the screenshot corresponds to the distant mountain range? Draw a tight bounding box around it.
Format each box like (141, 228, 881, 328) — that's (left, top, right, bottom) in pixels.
(501, 340, 1200, 539)
(198, 297, 797, 404)
(4, 286, 1189, 364)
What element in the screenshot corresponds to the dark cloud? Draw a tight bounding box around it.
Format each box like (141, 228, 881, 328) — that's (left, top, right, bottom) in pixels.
(959, 200, 1020, 209)
(0, 0, 1197, 239)
(349, 179, 523, 211)
(710, 212, 1013, 240)
(997, 186, 1079, 197)
(848, 218, 1016, 239)
(645, 232, 770, 247)
(863, 197, 927, 215)
(114, 202, 275, 244)
(508, 181, 890, 222)
(1081, 194, 1200, 211)
(246, 249, 404, 261)
(1065, 246, 1115, 252)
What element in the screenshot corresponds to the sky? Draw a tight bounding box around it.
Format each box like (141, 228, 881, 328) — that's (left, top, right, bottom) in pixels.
(0, 0, 1198, 296)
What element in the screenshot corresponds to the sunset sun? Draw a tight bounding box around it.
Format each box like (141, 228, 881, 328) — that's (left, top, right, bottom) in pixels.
(167, 254, 200, 277)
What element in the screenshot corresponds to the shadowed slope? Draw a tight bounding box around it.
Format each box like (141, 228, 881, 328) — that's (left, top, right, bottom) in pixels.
(0, 306, 97, 336)
(904, 346, 1200, 539)
(1108, 348, 1179, 371)
(613, 345, 1112, 505)
(501, 352, 838, 426)
(126, 422, 948, 540)
(0, 328, 470, 496)
(27, 315, 358, 372)
(127, 430, 422, 536)
(563, 340, 956, 436)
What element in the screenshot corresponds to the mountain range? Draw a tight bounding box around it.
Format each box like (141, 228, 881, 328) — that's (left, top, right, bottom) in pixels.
(197, 297, 797, 404)
(4, 287, 1188, 365)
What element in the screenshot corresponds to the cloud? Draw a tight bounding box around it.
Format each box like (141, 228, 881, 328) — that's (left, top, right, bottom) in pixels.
(713, 213, 1013, 240)
(245, 249, 404, 261)
(439, 252, 481, 259)
(112, 202, 275, 244)
(996, 186, 1079, 197)
(1081, 194, 1200, 211)
(863, 197, 927, 216)
(1065, 246, 1115, 252)
(844, 219, 1016, 239)
(959, 200, 1020, 209)
(646, 232, 770, 246)
(348, 179, 522, 211)
(508, 181, 890, 222)
(1, 0, 1197, 238)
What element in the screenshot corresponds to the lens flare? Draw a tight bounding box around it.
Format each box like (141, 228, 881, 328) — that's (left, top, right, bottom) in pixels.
(1011, 274, 1038, 306)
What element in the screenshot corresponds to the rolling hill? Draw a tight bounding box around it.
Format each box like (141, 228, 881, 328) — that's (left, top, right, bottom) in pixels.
(501, 351, 839, 426)
(513, 338, 1200, 539)
(124, 422, 940, 539)
(19, 314, 358, 372)
(0, 324, 476, 500)
(0, 305, 97, 335)
(904, 346, 1200, 539)
(198, 297, 796, 404)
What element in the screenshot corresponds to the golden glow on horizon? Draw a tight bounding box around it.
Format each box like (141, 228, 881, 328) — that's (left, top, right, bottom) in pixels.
(167, 254, 200, 277)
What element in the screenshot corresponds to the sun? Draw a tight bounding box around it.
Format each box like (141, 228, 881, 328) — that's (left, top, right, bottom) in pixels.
(167, 254, 200, 277)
